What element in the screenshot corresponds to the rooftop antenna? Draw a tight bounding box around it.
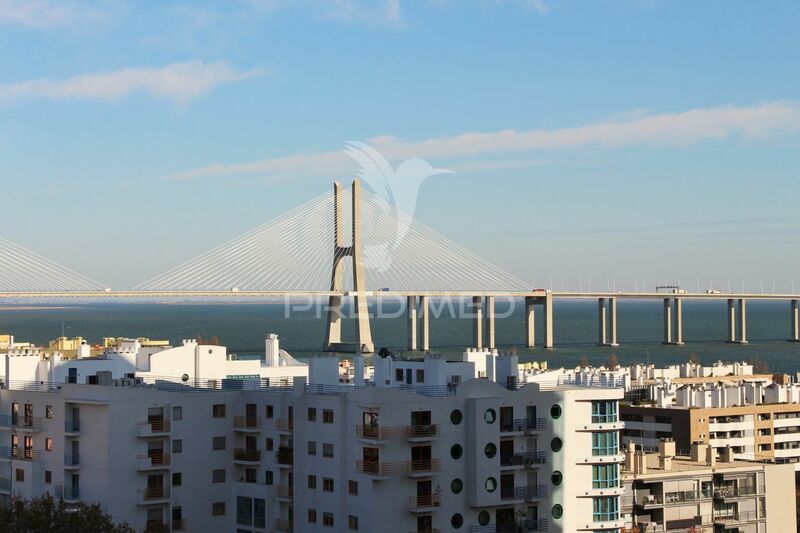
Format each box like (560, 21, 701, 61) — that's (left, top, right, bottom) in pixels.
(61, 320, 65, 338)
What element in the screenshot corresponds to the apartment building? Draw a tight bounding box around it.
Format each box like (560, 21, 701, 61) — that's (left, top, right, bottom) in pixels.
(621, 439, 795, 532)
(0, 342, 628, 533)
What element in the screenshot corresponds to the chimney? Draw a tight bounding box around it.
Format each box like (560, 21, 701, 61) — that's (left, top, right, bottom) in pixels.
(634, 451, 648, 474)
(691, 442, 708, 463)
(706, 446, 717, 467)
(658, 438, 676, 459)
(624, 441, 636, 471)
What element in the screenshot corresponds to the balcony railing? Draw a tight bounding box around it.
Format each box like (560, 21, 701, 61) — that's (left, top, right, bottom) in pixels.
(275, 418, 293, 432)
(63, 485, 80, 500)
(64, 419, 80, 433)
(64, 453, 80, 467)
(409, 493, 441, 508)
(144, 520, 169, 533)
(356, 424, 441, 440)
(501, 418, 528, 432)
(356, 459, 441, 476)
(522, 520, 549, 531)
(714, 485, 765, 499)
(139, 486, 170, 501)
(276, 484, 293, 499)
(591, 414, 619, 424)
(171, 519, 187, 531)
(233, 416, 260, 430)
(276, 449, 294, 465)
(0, 477, 10, 491)
(234, 448, 261, 462)
(470, 524, 528, 533)
(500, 485, 549, 501)
(406, 424, 440, 439)
(138, 452, 170, 469)
(275, 518, 293, 531)
(500, 453, 525, 467)
(523, 451, 547, 466)
(409, 529, 441, 533)
(11, 416, 41, 430)
(137, 419, 170, 436)
(0, 446, 10, 459)
(713, 510, 762, 523)
(664, 489, 713, 504)
(12, 448, 40, 461)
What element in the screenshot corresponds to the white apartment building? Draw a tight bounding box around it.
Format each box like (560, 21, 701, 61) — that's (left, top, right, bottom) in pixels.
(0, 340, 629, 533)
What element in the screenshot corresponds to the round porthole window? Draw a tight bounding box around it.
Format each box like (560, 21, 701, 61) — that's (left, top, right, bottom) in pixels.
(451, 514, 463, 529)
(478, 511, 490, 526)
(450, 444, 463, 460)
(208, 349, 213, 354)
(551, 471, 563, 485)
(551, 437, 563, 452)
(552, 504, 563, 519)
(181, 373, 189, 382)
(550, 404, 562, 419)
(485, 477, 497, 492)
(451, 478, 463, 494)
(484, 442, 497, 458)
(484, 408, 497, 424)
(450, 409, 463, 425)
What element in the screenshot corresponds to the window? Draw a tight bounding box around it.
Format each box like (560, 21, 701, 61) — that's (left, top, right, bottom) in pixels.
(308, 408, 317, 421)
(484, 408, 497, 424)
(416, 369, 424, 383)
(551, 471, 563, 485)
(450, 409, 463, 425)
(212, 469, 226, 483)
(265, 470, 273, 485)
(245, 468, 257, 483)
(484, 477, 497, 492)
(451, 444, 463, 459)
(551, 437, 563, 452)
(484, 443, 496, 458)
(323, 512, 334, 527)
(45, 405, 53, 419)
(591, 401, 618, 423)
(213, 436, 226, 450)
(551, 504, 563, 519)
(451, 514, 463, 528)
(44, 470, 52, 484)
(395, 369, 404, 382)
(592, 496, 619, 522)
(323, 478, 334, 492)
(592, 464, 619, 489)
(172, 472, 182, 486)
(15, 469, 23, 482)
(265, 405, 274, 418)
(173, 439, 182, 453)
(236, 496, 253, 526)
(308, 509, 317, 523)
(308, 475, 317, 489)
(349, 515, 359, 530)
(451, 478, 463, 494)
(348, 480, 358, 495)
(323, 443, 334, 457)
(45, 438, 53, 451)
(172, 406, 182, 421)
(254, 499, 266, 529)
(266, 438, 274, 451)
(550, 404, 562, 419)
(592, 432, 619, 456)
(323, 409, 334, 423)
(308, 440, 317, 456)
(212, 404, 226, 418)
(212, 502, 226, 516)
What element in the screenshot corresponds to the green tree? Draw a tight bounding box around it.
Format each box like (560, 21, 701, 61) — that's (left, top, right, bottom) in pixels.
(0, 494, 134, 533)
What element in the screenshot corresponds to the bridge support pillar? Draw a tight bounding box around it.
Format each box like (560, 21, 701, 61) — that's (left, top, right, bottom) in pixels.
(791, 300, 800, 343)
(472, 296, 483, 349)
(407, 296, 417, 350)
(525, 297, 535, 348)
(420, 296, 430, 351)
(543, 291, 554, 349)
(598, 298, 607, 345)
(662, 298, 672, 344)
(485, 296, 496, 350)
(737, 298, 748, 344)
(727, 299, 736, 342)
(608, 297, 618, 346)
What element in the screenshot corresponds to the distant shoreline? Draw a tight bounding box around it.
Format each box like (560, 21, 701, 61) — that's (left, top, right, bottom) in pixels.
(0, 306, 80, 311)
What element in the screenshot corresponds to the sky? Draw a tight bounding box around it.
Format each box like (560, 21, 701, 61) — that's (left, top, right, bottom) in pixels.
(1, 0, 799, 292)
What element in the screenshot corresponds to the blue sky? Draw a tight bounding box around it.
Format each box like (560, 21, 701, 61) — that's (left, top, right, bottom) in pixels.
(1, 0, 799, 291)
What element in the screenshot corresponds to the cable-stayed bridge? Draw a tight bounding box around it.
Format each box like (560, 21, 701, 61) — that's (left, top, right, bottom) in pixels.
(1, 180, 799, 351)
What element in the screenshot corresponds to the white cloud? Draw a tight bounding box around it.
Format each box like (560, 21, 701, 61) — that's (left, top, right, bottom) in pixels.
(0, 61, 264, 105)
(167, 101, 800, 182)
(0, 0, 108, 29)
(323, 0, 403, 27)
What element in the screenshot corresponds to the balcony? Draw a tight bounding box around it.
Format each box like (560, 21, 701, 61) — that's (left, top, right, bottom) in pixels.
(275, 418, 293, 433)
(408, 493, 441, 511)
(234, 448, 261, 463)
(0, 446, 10, 460)
(525, 418, 550, 433)
(470, 524, 530, 533)
(12, 448, 40, 461)
(275, 518, 293, 532)
(63, 485, 80, 502)
(137, 452, 170, 470)
(137, 419, 170, 438)
(500, 418, 528, 433)
(276, 484, 293, 501)
(144, 520, 169, 533)
(276, 448, 293, 467)
(64, 419, 80, 435)
(171, 519, 187, 531)
(407, 424, 440, 441)
(522, 520, 549, 531)
(0, 476, 10, 492)
(0, 415, 11, 428)
(233, 416, 260, 431)
(355, 424, 441, 442)
(11, 416, 41, 432)
(500, 453, 525, 468)
(663, 489, 712, 504)
(64, 453, 80, 469)
(137, 486, 170, 504)
(524, 451, 547, 467)
(356, 459, 441, 477)
(713, 510, 762, 524)
(714, 485, 765, 499)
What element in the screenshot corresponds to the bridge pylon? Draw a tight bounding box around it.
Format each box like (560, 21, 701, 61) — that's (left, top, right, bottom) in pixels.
(324, 179, 375, 353)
